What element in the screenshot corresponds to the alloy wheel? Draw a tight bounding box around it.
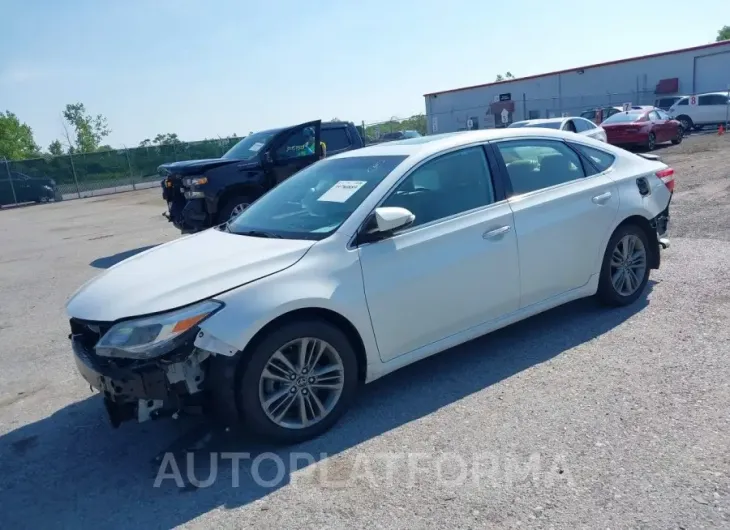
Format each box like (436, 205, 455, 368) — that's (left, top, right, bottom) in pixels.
(647, 133, 656, 150)
(610, 234, 647, 297)
(258, 338, 345, 430)
(229, 203, 249, 219)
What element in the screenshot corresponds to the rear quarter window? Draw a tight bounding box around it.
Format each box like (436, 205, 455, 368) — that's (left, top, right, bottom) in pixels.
(570, 143, 616, 173)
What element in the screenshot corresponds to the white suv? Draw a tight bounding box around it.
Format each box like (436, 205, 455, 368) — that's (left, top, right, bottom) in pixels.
(669, 92, 730, 131)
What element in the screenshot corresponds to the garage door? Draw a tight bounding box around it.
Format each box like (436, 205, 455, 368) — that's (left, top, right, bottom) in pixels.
(694, 51, 730, 93)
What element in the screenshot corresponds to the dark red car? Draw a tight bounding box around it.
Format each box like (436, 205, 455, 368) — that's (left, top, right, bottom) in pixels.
(601, 108, 683, 150)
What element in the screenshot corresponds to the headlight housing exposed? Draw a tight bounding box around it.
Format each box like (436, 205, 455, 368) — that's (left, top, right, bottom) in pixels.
(95, 300, 222, 359)
(182, 176, 208, 187)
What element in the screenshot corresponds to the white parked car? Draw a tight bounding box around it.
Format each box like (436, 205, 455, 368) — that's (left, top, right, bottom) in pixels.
(508, 117, 608, 142)
(668, 92, 730, 131)
(66, 129, 674, 443)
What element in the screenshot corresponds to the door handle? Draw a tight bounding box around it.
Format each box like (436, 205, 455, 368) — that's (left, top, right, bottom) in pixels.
(592, 191, 612, 205)
(483, 225, 511, 239)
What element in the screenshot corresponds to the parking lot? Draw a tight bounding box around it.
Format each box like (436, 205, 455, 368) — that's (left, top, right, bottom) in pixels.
(1, 134, 729, 529)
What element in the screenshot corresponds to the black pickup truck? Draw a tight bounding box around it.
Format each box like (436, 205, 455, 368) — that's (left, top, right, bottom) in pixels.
(159, 120, 365, 233)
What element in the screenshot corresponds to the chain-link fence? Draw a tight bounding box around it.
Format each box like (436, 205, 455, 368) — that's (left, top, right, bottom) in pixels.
(361, 116, 428, 143)
(1, 137, 241, 207)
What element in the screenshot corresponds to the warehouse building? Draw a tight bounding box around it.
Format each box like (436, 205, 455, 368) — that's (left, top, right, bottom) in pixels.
(424, 40, 730, 133)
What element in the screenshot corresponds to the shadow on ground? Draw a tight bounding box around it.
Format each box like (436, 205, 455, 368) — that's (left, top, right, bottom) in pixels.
(0, 284, 654, 528)
(89, 245, 158, 269)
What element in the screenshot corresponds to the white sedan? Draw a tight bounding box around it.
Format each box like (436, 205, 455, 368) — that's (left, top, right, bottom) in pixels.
(509, 117, 608, 142)
(66, 128, 673, 443)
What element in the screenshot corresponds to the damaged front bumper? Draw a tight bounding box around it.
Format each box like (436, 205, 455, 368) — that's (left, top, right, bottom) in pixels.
(69, 319, 211, 427)
(652, 196, 671, 250)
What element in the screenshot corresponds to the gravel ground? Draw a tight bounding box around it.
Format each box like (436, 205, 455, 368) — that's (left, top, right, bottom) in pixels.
(1, 135, 729, 529)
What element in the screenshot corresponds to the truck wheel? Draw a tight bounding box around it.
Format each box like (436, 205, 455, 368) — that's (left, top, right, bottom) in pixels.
(217, 195, 253, 224)
(235, 319, 359, 444)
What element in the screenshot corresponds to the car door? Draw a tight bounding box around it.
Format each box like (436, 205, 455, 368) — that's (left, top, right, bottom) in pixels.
(357, 145, 520, 363)
(494, 138, 619, 308)
(11, 173, 34, 202)
(647, 110, 665, 142)
(266, 120, 322, 186)
(656, 109, 677, 139)
(699, 94, 729, 124)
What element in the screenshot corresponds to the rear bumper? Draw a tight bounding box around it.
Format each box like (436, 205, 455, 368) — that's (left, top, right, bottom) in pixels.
(607, 132, 650, 145)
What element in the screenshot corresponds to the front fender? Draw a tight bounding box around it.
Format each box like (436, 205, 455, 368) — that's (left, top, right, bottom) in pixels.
(195, 240, 380, 368)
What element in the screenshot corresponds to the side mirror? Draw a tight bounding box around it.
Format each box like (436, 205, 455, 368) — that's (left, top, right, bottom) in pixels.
(357, 207, 415, 244)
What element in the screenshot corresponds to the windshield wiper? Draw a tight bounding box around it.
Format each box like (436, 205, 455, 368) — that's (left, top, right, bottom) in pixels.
(235, 230, 282, 239)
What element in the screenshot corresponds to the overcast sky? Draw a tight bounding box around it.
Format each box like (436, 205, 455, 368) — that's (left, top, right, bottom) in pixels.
(1, 0, 726, 149)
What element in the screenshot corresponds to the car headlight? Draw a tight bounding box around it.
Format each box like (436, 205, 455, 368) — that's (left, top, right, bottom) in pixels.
(182, 176, 208, 187)
(95, 300, 222, 359)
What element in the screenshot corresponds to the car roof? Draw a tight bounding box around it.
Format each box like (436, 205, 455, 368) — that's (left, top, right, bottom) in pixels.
(514, 118, 568, 125)
(332, 128, 607, 160)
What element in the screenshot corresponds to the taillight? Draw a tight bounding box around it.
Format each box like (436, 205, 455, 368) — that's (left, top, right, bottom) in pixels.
(656, 168, 675, 192)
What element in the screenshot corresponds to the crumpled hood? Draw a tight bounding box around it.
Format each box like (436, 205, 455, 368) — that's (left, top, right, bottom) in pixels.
(158, 158, 244, 176)
(66, 229, 315, 322)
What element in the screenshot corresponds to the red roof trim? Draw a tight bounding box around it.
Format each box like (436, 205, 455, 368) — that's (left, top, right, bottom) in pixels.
(424, 40, 730, 97)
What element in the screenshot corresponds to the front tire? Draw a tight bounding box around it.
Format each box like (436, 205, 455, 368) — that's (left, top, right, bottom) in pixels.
(671, 126, 683, 145)
(597, 224, 651, 307)
(236, 320, 359, 444)
(217, 195, 253, 224)
(676, 115, 693, 133)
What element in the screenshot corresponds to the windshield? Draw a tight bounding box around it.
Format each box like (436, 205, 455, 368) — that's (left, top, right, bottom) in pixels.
(227, 155, 408, 240)
(523, 121, 562, 130)
(508, 122, 530, 128)
(221, 130, 279, 160)
(602, 112, 644, 124)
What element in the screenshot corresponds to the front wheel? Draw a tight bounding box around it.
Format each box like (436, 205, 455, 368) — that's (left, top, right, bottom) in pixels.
(236, 320, 359, 444)
(597, 225, 651, 306)
(671, 126, 683, 145)
(217, 195, 253, 224)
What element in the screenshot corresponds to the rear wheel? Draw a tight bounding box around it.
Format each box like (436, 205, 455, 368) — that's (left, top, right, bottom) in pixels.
(646, 132, 656, 151)
(236, 320, 359, 444)
(597, 224, 651, 306)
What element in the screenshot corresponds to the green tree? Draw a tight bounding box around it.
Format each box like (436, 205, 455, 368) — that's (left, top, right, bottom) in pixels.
(48, 140, 64, 156)
(364, 113, 427, 139)
(139, 138, 152, 148)
(717, 25, 730, 42)
(150, 133, 181, 146)
(62, 102, 111, 153)
(0, 111, 40, 160)
(495, 72, 515, 82)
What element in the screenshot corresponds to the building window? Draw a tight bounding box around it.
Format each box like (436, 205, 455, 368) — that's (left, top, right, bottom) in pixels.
(528, 110, 541, 119)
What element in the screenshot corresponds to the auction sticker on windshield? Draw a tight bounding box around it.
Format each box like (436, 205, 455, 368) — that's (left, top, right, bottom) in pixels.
(317, 181, 367, 203)
(249, 142, 265, 152)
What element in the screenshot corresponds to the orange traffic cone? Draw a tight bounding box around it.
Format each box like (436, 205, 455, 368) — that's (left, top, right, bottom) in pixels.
(719, 124, 725, 136)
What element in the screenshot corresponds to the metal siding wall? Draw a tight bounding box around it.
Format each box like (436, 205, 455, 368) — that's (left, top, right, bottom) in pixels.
(694, 51, 730, 93)
(425, 41, 730, 133)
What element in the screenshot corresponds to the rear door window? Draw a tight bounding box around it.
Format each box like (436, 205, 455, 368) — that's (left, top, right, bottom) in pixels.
(320, 128, 352, 153)
(496, 139, 586, 196)
(570, 144, 616, 173)
(573, 119, 595, 132)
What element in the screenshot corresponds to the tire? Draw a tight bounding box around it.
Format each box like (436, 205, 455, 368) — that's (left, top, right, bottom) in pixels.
(217, 195, 253, 224)
(236, 319, 359, 444)
(597, 224, 651, 307)
(671, 126, 683, 145)
(676, 115, 693, 133)
(646, 132, 656, 151)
